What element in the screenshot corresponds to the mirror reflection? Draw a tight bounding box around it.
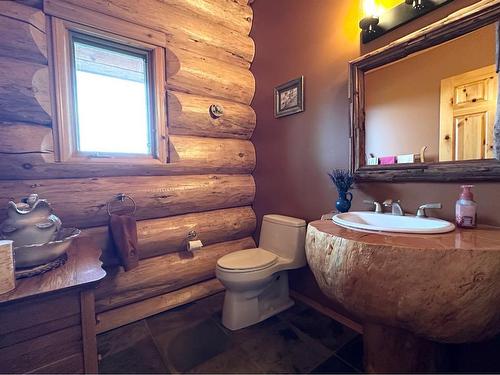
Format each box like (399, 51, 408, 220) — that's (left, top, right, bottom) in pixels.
(364, 23, 497, 165)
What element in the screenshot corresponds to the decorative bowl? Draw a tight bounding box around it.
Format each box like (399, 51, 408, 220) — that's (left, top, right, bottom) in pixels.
(14, 228, 81, 269)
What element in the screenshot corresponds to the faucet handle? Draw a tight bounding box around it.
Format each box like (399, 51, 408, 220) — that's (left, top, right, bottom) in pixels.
(363, 200, 383, 213)
(383, 199, 400, 207)
(383, 199, 405, 216)
(416, 203, 442, 218)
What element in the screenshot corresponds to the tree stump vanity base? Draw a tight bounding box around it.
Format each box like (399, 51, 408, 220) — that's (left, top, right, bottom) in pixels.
(363, 323, 446, 373)
(305, 220, 500, 373)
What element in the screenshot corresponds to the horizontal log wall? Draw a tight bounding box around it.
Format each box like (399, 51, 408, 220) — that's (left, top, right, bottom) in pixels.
(96, 278, 225, 333)
(59, 0, 255, 68)
(0, 123, 52, 154)
(1, 1, 45, 29)
(157, 0, 253, 35)
(0, 58, 51, 125)
(84, 206, 256, 264)
(95, 237, 255, 312)
(0, 0, 257, 180)
(0, 155, 257, 179)
(0, 8, 47, 64)
(166, 46, 255, 105)
(0, 124, 255, 178)
(168, 91, 256, 139)
(0, 174, 255, 228)
(169, 135, 256, 174)
(0, 0, 256, 330)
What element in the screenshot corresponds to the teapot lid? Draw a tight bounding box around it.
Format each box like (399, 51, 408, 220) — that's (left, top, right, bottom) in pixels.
(8, 194, 52, 215)
(21, 194, 40, 207)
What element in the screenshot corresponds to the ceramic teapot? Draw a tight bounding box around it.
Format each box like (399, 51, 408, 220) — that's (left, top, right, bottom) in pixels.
(0, 194, 62, 247)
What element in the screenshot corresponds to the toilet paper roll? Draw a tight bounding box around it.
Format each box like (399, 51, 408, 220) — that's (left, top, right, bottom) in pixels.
(0, 240, 15, 295)
(187, 240, 203, 252)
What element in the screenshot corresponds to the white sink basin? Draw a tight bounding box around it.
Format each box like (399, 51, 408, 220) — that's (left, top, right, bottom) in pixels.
(332, 211, 455, 234)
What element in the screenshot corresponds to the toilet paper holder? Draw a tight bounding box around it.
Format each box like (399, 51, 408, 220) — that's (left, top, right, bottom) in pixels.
(185, 230, 203, 252)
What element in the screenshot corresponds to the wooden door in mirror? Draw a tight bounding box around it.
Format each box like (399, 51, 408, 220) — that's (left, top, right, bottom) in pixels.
(349, 0, 500, 182)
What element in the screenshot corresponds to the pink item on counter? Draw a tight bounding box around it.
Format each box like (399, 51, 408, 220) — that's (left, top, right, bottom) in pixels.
(379, 156, 397, 165)
(456, 185, 477, 228)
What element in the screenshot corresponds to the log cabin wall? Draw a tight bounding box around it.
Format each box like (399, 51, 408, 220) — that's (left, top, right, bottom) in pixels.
(0, 0, 256, 332)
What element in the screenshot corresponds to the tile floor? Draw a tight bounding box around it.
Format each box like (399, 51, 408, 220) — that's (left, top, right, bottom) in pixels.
(97, 293, 363, 374)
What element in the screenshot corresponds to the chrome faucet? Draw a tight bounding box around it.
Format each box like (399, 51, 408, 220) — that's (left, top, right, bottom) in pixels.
(416, 203, 442, 218)
(383, 199, 404, 216)
(363, 200, 383, 213)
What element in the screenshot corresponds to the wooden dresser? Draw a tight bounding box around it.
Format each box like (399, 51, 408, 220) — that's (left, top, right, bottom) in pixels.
(0, 239, 106, 374)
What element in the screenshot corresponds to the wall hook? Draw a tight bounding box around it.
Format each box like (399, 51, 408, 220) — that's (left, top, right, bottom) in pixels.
(209, 104, 224, 119)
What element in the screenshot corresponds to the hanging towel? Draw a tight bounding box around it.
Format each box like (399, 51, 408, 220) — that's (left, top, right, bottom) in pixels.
(109, 214, 139, 271)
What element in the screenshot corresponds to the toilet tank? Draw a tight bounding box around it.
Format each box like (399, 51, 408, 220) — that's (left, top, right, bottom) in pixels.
(259, 214, 307, 268)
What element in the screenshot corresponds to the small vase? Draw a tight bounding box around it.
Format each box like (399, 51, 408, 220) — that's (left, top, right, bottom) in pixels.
(336, 190, 353, 213)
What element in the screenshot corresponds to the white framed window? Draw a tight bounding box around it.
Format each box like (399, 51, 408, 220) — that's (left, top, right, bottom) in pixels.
(50, 17, 167, 163)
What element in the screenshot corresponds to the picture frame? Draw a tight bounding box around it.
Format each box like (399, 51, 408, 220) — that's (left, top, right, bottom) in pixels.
(274, 76, 304, 118)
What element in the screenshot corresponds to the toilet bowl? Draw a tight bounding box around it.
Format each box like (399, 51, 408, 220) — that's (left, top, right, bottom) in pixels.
(216, 214, 307, 330)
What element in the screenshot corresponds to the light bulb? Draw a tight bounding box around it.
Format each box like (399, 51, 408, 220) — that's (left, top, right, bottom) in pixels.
(363, 0, 379, 17)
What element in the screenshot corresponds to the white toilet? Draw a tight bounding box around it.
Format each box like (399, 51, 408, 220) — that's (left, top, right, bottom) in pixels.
(216, 214, 307, 330)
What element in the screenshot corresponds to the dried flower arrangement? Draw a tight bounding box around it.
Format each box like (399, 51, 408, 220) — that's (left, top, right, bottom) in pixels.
(328, 169, 354, 193)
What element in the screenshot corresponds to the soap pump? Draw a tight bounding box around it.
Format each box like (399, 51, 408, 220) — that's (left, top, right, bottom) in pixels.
(455, 185, 477, 228)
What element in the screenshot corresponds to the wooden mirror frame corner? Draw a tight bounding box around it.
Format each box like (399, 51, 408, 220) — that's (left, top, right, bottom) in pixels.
(349, 0, 500, 182)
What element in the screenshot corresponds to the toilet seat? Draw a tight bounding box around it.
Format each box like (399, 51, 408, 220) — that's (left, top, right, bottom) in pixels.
(217, 248, 278, 272)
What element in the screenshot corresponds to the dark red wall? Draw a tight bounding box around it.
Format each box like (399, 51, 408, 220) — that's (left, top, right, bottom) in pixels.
(250, 0, 499, 235)
(250, 0, 499, 312)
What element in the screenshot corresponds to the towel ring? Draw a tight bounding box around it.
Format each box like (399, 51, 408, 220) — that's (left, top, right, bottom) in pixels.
(107, 193, 137, 216)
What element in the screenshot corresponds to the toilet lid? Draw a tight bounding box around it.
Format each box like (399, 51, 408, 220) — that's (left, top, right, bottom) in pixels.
(217, 248, 278, 271)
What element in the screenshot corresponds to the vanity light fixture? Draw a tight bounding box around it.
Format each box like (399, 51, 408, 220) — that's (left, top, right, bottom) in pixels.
(359, 15, 381, 40)
(359, 0, 382, 42)
(360, 0, 454, 43)
(405, 0, 425, 10)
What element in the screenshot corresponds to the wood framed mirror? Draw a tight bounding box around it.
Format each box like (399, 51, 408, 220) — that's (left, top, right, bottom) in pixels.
(349, 0, 500, 182)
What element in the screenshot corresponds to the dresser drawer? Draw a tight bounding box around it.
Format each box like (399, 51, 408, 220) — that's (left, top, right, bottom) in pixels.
(0, 291, 80, 336)
(0, 325, 82, 374)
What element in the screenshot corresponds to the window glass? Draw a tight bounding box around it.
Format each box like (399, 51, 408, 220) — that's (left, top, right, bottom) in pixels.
(72, 37, 151, 155)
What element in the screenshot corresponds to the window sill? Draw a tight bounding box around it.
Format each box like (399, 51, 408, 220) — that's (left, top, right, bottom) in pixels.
(58, 154, 167, 165)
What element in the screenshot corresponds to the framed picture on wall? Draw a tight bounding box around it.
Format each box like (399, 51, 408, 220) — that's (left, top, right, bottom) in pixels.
(274, 76, 304, 118)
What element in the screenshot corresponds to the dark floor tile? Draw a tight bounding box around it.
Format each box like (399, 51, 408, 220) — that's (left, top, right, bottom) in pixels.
(232, 318, 332, 374)
(279, 300, 310, 315)
(336, 336, 364, 372)
(193, 292, 225, 315)
(153, 317, 231, 373)
(211, 309, 224, 327)
(311, 354, 359, 374)
(98, 337, 169, 374)
(147, 301, 213, 334)
(278, 303, 359, 352)
(97, 293, 365, 374)
(97, 320, 151, 359)
(188, 344, 263, 374)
